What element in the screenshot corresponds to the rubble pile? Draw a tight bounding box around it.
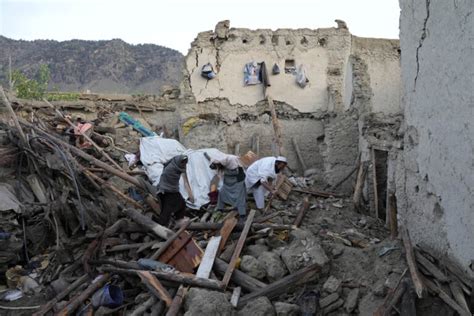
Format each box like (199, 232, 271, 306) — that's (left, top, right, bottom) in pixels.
(0, 89, 472, 316)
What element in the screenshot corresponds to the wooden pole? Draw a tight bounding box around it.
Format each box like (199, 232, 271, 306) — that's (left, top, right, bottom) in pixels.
(165, 285, 188, 316)
(33, 274, 89, 316)
(221, 209, 256, 288)
(293, 197, 310, 228)
(401, 227, 426, 298)
(100, 267, 223, 291)
(125, 208, 172, 239)
(57, 274, 110, 316)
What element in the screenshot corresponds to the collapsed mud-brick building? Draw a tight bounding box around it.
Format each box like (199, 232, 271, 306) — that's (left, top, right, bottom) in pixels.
(397, 0, 474, 271)
(179, 20, 402, 217)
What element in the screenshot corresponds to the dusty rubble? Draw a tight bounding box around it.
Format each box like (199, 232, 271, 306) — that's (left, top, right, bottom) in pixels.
(0, 87, 473, 316)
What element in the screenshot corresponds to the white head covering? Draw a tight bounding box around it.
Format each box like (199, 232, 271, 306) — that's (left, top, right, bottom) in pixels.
(275, 156, 288, 163)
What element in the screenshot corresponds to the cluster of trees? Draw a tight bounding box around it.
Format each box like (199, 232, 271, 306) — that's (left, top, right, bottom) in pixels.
(11, 64, 50, 100)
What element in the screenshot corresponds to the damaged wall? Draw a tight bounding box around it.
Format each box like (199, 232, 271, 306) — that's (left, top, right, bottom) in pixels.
(398, 0, 474, 268)
(179, 21, 401, 193)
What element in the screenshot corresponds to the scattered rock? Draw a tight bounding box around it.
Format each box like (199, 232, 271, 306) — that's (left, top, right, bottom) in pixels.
(281, 229, 329, 274)
(323, 276, 341, 293)
(331, 244, 344, 258)
(257, 251, 288, 282)
(184, 288, 232, 316)
(373, 279, 387, 297)
(245, 244, 270, 258)
(238, 297, 275, 316)
(345, 288, 360, 312)
(323, 298, 344, 314)
(240, 255, 266, 279)
(319, 292, 340, 309)
(274, 302, 300, 316)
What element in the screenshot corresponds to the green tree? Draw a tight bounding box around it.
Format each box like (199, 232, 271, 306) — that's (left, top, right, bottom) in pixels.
(12, 64, 50, 100)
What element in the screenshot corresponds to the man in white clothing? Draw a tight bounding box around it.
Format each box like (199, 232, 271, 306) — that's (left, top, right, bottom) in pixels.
(245, 156, 288, 210)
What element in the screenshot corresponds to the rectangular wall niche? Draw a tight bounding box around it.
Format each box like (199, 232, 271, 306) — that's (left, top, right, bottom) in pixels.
(284, 59, 296, 74)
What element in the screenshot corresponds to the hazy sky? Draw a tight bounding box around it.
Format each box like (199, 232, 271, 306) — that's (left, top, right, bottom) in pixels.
(0, 0, 400, 54)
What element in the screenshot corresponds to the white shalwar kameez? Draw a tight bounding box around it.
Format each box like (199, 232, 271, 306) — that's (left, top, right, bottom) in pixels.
(244, 156, 279, 209)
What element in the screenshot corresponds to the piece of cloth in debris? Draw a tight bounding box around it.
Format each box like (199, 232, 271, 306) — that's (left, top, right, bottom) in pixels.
(157, 191, 186, 226)
(245, 156, 279, 209)
(213, 155, 246, 216)
(158, 155, 187, 193)
(296, 64, 309, 88)
(260, 62, 270, 87)
(244, 61, 261, 85)
(0, 183, 22, 213)
(73, 122, 93, 149)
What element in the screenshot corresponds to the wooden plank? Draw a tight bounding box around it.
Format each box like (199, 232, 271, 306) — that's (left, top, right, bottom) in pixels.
(150, 220, 193, 260)
(196, 236, 222, 279)
(165, 285, 188, 316)
(230, 287, 241, 308)
(186, 222, 291, 231)
(137, 271, 173, 307)
(424, 278, 471, 316)
(217, 215, 238, 255)
(449, 281, 471, 314)
(371, 148, 379, 219)
(221, 209, 256, 288)
(414, 250, 448, 282)
(401, 227, 426, 298)
(293, 197, 310, 228)
(238, 263, 321, 307)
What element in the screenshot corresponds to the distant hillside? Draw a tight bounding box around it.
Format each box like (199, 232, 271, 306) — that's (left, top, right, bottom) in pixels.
(0, 36, 183, 95)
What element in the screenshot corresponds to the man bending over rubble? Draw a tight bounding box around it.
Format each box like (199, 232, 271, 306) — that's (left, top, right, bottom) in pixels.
(245, 156, 287, 210)
(210, 154, 247, 220)
(156, 155, 189, 226)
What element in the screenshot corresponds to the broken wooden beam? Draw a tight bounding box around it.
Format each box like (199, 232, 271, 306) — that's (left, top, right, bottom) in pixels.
(371, 148, 379, 219)
(293, 197, 310, 228)
(293, 188, 344, 198)
(186, 222, 291, 231)
(213, 258, 267, 292)
(100, 267, 223, 291)
(165, 285, 188, 316)
(56, 274, 111, 316)
(222, 209, 256, 288)
(33, 274, 89, 316)
(125, 208, 172, 239)
(238, 263, 321, 307)
(424, 278, 471, 316)
(137, 271, 173, 307)
(401, 227, 426, 298)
